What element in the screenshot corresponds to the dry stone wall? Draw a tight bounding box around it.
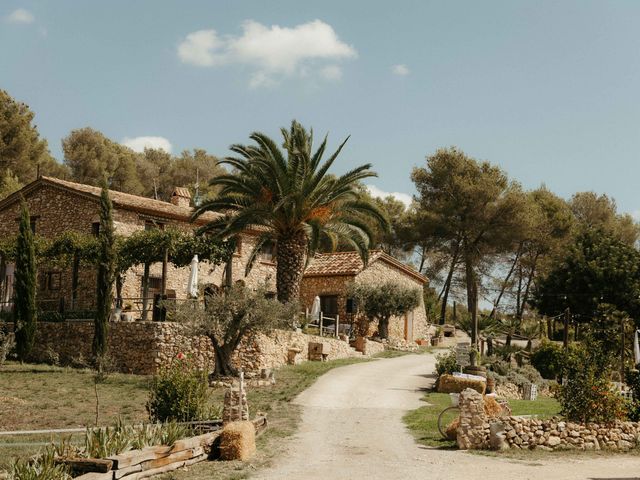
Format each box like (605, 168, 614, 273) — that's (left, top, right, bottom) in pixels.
(456, 388, 640, 452)
(21, 321, 361, 375)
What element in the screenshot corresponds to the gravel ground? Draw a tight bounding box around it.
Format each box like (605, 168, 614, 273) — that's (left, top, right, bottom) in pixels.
(254, 353, 640, 480)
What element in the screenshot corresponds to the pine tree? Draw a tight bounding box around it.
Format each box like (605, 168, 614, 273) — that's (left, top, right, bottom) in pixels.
(14, 200, 37, 361)
(93, 184, 116, 359)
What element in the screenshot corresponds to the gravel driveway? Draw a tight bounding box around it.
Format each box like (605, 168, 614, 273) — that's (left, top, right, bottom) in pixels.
(254, 353, 640, 480)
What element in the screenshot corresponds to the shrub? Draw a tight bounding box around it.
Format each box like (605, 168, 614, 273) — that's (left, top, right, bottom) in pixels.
(559, 343, 629, 423)
(626, 368, 640, 422)
(0, 326, 15, 365)
(147, 354, 213, 422)
(530, 341, 565, 379)
(9, 446, 71, 480)
(435, 348, 459, 376)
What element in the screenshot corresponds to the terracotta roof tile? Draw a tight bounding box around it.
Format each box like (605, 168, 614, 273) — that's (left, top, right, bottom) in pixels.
(304, 250, 427, 283)
(36, 177, 218, 223)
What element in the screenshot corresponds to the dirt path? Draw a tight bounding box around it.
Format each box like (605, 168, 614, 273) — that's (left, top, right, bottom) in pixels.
(254, 353, 640, 480)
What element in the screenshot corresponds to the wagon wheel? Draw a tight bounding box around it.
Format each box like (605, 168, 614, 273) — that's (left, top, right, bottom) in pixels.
(437, 406, 460, 439)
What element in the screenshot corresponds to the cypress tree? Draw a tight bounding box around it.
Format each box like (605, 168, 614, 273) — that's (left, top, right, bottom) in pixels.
(92, 184, 115, 359)
(14, 200, 37, 361)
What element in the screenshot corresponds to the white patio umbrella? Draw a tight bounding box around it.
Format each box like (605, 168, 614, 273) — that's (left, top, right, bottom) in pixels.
(310, 296, 321, 322)
(187, 255, 199, 298)
(634, 329, 640, 366)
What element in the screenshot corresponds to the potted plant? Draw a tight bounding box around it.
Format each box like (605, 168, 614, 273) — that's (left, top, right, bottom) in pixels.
(415, 337, 428, 346)
(121, 304, 134, 322)
(463, 347, 487, 378)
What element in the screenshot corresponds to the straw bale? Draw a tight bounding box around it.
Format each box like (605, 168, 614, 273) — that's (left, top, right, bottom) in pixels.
(219, 421, 256, 461)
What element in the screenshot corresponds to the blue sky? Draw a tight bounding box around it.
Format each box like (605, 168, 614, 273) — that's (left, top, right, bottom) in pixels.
(2, 1, 640, 215)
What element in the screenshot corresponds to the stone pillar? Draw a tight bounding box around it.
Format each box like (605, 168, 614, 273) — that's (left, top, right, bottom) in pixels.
(456, 388, 489, 449)
(223, 374, 249, 424)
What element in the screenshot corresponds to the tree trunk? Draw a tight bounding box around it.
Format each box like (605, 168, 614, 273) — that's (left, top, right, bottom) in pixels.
(71, 253, 80, 309)
(276, 231, 307, 303)
(517, 254, 538, 320)
(546, 317, 552, 340)
(464, 252, 478, 348)
(213, 343, 239, 377)
(141, 263, 150, 321)
(378, 317, 390, 339)
(490, 246, 522, 319)
(439, 241, 460, 325)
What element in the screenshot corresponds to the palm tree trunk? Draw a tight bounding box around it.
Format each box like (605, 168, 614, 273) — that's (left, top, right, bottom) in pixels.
(276, 231, 307, 303)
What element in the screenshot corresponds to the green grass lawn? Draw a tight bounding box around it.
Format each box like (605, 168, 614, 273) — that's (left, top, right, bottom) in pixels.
(0, 356, 370, 476)
(403, 392, 561, 449)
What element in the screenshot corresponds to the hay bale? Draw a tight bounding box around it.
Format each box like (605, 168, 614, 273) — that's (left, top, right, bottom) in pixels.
(445, 418, 460, 440)
(483, 396, 504, 417)
(219, 421, 256, 461)
(437, 374, 485, 394)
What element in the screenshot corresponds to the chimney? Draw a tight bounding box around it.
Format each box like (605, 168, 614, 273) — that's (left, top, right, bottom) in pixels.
(170, 187, 191, 208)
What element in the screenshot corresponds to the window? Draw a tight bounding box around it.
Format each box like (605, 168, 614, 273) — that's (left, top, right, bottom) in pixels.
(92, 222, 100, 236)
(41, 272, 61, 291)
(145, 220, 165, 231)
(259, 241, 276, 263)
(148, 276, 163, 291)
(320, 295, 339, 316)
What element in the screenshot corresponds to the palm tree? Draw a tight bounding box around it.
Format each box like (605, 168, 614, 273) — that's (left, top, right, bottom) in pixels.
(192, 121, 388, 303)
(519, 319, 541, 351)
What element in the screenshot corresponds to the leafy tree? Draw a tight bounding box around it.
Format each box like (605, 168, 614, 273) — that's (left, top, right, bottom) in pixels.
(412, 147, 526, 343)
(14, 201, 37, 361)
(180, 283, 297, 376)
(0, 169, 23, 200)
(62, 128, 143, 194)
(488, 188, 574, 320)
(570, 191, 639, 245)
(193, 120, 388, 303)
(93, 185, 116, 359)
(349, 281, 421, 339)
(0, 90, 68, 183)
(559, 336, 628, 423)
(533, 229, 640, 327)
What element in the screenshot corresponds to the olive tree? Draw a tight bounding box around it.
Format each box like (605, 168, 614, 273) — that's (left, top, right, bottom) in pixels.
(349, 282, 421, 339)
(177, 283, 297, 377)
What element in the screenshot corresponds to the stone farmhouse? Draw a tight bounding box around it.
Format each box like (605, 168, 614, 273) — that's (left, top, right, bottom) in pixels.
(301, 251, 429, 342)
(0, 176, 277, 316)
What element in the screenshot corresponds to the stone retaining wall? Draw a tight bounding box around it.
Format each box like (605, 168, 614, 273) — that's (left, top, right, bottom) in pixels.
(456, 388, 640, 452)
(18, 321, 361, 375)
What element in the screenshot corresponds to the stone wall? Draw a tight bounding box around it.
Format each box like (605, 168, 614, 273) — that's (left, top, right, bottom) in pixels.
(21, 321, 361, 375)
(456, 388, 640, 452)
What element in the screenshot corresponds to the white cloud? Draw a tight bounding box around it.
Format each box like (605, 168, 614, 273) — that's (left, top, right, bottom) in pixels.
(365, 185, 413, 208)
(391, 64, 410, 76)
(178, 20, 357, 87)
(177, 30, 221, 67)
(6, 8, 34, 24)
(320, 65, 342, 81)
(122, 136, 172, 153)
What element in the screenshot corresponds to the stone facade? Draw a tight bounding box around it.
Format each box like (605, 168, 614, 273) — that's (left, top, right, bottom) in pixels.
(0, 178, 276, 314)
(22, 320, 362, 375)
(456, 388, 640, 452)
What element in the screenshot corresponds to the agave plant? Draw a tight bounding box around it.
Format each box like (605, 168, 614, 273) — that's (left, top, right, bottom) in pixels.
(192, 120, 388, 303)
(10, 446, 71, 480)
